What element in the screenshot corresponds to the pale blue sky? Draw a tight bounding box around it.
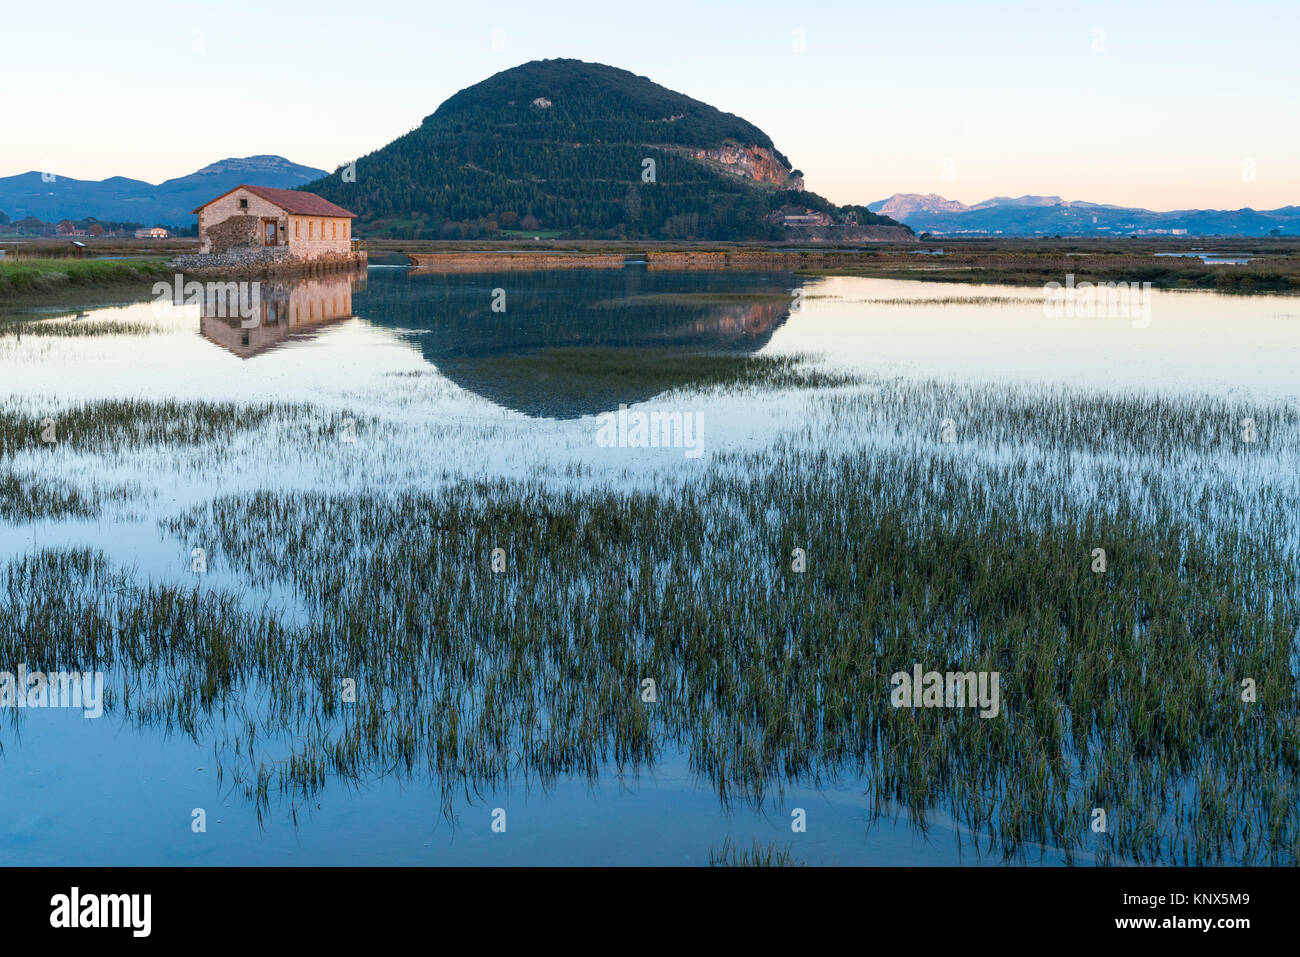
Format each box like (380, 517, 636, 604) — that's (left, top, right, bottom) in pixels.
(2, 0, 1295, 209)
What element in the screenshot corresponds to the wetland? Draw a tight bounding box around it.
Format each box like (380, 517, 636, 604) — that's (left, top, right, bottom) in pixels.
(1, 264, 1297, 865)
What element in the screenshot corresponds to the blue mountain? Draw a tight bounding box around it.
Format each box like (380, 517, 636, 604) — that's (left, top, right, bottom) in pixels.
(868, 193, 1300, 237)
(0, 155, 328, 227)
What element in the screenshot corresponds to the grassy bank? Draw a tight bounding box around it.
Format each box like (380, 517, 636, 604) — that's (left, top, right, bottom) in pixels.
(0, 258, 171, 298)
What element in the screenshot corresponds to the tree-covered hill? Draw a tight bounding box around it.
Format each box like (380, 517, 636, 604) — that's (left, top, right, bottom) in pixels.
(304, 59, 904, 240)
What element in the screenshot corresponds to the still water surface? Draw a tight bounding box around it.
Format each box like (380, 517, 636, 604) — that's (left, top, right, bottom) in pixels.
(1, 266, 1296, 864)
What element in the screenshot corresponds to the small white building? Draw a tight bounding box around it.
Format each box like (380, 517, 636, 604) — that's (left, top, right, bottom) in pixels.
(135, 227, 170, 239)
(193, 184, 357, 260)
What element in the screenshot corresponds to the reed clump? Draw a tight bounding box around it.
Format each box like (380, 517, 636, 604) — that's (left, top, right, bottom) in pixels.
(0, 471, 99, 520)
(708, 838, 802, 866)
(0, 317, 169, 338)
(0, 399, 310, 455)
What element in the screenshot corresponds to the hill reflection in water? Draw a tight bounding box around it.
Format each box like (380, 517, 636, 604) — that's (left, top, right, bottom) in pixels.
(362, 266, 800, 417)
(198, 266, 802, 418)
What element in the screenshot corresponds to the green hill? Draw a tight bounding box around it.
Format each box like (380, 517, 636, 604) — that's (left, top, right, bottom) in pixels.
(304, 59, 905, 241)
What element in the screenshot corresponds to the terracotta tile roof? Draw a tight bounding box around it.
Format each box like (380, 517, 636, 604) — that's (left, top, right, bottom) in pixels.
(193, 184, 356, 218)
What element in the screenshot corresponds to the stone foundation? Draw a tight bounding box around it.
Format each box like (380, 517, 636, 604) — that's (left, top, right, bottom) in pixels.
(169, 249, 367, 278)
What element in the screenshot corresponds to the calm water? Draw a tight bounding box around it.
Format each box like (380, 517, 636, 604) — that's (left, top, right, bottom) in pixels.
(2, 266, 1298, 865)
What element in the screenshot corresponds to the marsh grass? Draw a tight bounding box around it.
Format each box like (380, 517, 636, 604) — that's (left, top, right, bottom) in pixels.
(708, 838, 802, 866)
(0, 399, 313, 455)
(0, 471, 99, 520)
(0, 316, 169, 338)
(3, 377, 1298, 865)
(809, 377, 1300, 459)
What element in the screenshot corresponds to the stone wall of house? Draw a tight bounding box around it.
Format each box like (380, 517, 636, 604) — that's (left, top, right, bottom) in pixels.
(286, 215, 353, 260)
(205, 214, 261, 255)
(197, 188, 287, 253)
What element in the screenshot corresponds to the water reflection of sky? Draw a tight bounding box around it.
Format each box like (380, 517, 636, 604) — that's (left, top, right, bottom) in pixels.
(5, 269, 1298, 401)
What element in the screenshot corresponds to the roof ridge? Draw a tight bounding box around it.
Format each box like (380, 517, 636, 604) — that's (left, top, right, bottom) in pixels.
(193, 184, 356, 218)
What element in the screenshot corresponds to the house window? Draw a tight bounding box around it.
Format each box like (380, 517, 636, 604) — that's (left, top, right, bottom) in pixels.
(239, 198, 248, 209)
(344, 223, 349, 239)
(309, 221, 313, 239)
(294, 220, 300, 239)
(332, 222, 337, 239)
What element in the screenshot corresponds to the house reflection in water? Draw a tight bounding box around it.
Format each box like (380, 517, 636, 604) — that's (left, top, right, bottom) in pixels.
(200, 272, 366, 358)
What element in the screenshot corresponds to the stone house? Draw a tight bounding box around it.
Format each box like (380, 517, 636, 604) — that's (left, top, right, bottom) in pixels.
(193, 185, 357, 260)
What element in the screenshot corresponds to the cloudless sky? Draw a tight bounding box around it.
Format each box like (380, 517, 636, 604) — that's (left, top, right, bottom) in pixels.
(2, 0, 1295, 209)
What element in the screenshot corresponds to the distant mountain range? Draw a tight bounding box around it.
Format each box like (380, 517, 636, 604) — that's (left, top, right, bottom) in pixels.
(0, 155, 327, 228)
(4, 99, 1295, 240)
(868, 192, 1299, 237)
